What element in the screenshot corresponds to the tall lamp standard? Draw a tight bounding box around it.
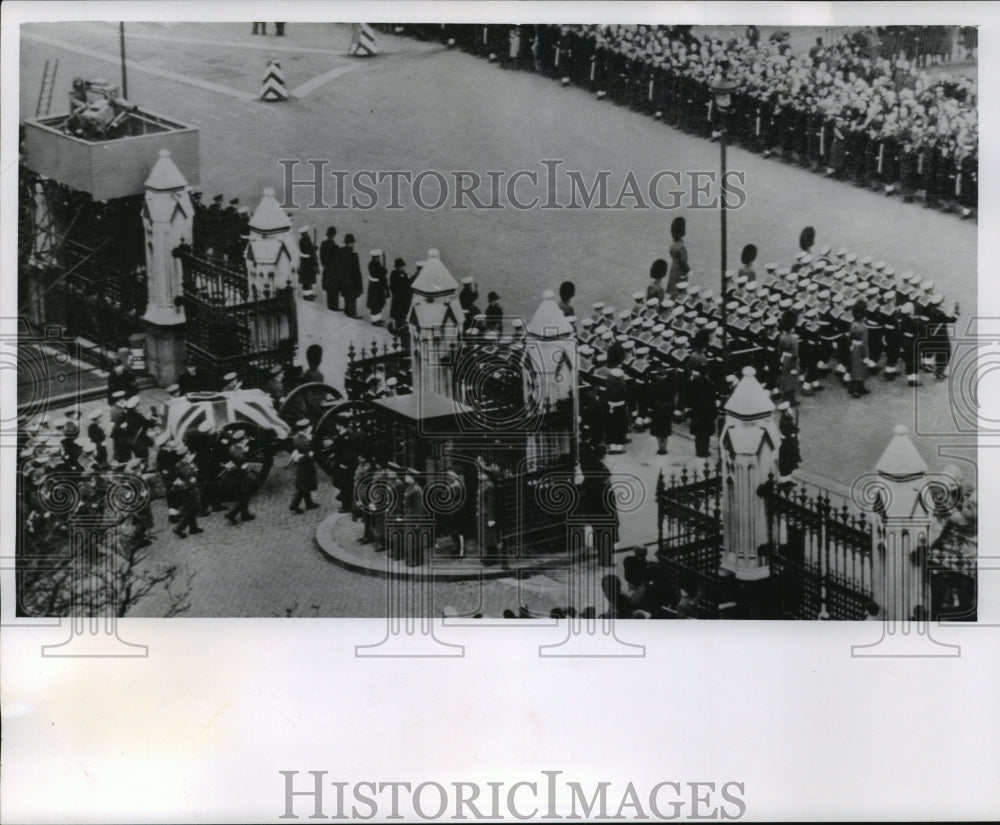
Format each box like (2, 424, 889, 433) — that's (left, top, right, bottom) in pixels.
(710, 75, 738, 373)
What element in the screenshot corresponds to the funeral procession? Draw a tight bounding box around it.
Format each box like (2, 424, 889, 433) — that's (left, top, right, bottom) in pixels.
(13, 19, 978, 629)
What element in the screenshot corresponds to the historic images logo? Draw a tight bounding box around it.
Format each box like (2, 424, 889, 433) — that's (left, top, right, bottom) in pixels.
(279, 771, 747, 821)
(278, 159, 748, 212)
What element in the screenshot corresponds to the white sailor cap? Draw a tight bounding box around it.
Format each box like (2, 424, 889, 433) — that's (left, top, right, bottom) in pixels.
(632, 291, 646, 301)
(928, 293, 944, 305)
(621, 310, 633, 320)
(686, 283, 701, 294)
(901, 302, 914, 315)
(511, 319, 525, 329)
(777, 401, 791, 411)
(860, 255, 873, 266)
(461, 276, 474, 285)
(765, 262, 778, 272)
(592, 302, 606, 311)
(874, 260, 887, 271)
(818, 244, 831, 256)
(701, 289, 714, 301)
(602, 306, 615, 316)
(223, 371, 238, 382)
(126, 396, 140, 409)
(370, 249, 382, 257)
(88, 408, 103, 420)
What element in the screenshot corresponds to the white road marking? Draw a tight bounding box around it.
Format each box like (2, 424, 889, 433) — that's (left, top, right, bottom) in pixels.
(291, 63, 363, 97)
(119, 29, 354, 58)
(22, 32, 258, 102)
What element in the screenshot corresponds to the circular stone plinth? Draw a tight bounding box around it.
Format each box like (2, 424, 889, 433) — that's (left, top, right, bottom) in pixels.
(315, 511, 593, 582)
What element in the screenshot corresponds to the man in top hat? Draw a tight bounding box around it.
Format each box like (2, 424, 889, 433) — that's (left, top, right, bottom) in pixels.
(336, 233, 363, 318)
(485, 291, 504, 333)
(366, 249, 388, 326)
(388, 258, 414, 335)
(298, 226, 318, 300)
(320, 226, 341, 311)
(289, 419, 320, 514)
(204, 194, 225, 253)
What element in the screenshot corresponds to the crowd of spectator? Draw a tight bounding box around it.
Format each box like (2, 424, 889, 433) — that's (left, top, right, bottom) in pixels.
(384, 23, 977, 216)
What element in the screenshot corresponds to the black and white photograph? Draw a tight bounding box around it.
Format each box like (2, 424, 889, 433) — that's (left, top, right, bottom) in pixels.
(2, 2, 998, 822)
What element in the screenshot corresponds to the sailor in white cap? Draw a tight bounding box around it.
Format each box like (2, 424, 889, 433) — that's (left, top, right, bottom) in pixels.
(222, 371, 242, 391)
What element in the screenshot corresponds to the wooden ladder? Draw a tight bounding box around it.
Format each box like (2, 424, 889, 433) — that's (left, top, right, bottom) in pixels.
(35, 58, 59, 117)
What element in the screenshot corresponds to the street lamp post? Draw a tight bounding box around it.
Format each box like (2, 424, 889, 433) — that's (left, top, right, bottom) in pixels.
(710, 76, 737, 375)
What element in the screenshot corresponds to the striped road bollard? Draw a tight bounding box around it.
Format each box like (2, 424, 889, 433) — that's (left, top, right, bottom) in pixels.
(261, 55, 288, 101)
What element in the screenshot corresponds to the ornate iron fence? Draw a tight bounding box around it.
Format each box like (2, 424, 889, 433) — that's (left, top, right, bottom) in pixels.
(344, 338, 411, 400)
(177, 248, 297, 386)
(759, 475, 873, 619)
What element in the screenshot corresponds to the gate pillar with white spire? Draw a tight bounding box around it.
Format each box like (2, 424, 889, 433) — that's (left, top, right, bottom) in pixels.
(719, 366, 780, 581)
(142, 148, 192, 385)
(244, 187, 299, 298)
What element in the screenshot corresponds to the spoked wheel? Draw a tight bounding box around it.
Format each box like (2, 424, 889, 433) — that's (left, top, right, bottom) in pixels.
(312, 400, 376, 478)
(278, 382, 343, 429)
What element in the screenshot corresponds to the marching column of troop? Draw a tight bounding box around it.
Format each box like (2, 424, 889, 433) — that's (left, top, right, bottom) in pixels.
(574, 235, 958, 458)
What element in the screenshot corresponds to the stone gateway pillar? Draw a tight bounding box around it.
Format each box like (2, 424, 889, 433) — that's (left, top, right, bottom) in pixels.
(719, 366, 780, 580)
(142, 149, 192, 385)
